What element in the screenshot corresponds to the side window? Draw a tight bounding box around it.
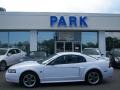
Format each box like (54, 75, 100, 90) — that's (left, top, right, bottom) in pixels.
(67, 55, 86, 64)
(67, 55, 79, 64)
(8, 49, 16, 55)
(48, 56, 67, 65)
(78, 56, 86, 63)
(15, 49, 21, 54)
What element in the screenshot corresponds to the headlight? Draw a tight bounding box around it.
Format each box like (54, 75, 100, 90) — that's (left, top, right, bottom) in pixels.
(8, 69, 16, 73)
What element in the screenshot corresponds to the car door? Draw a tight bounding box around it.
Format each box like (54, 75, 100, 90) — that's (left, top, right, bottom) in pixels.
(14, 49, 24, 63)
(43, 55, 85, 82)
(6, 49, 18, 65)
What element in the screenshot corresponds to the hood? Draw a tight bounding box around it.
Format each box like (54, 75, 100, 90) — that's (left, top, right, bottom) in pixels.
(9, 61, 41, 69)
(0, 55, 6, 61)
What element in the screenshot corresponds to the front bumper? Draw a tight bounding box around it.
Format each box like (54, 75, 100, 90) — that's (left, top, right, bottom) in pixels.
(103, 67, 113, 79)
(5, 71, 19, 83)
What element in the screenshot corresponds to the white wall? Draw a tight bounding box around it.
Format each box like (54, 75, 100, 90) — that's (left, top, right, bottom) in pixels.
(99, 31, 106, 56)
(0, 12, 120, 31)
(30, 30, 37, 51)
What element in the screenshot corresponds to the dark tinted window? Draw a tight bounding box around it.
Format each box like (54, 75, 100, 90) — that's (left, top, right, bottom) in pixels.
(77, 55, 86, 62)
(15, 49, 21, 54)
(49, 56, 67, 65)
(8, 49, 16, 54)
(67, 55, 86, 64)
(48, 55, 86, 65)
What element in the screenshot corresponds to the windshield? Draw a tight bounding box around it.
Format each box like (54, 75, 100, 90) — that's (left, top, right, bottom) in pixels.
(0, 49, 7, 55)
(38, 54, 56, 64)
(82, 49, 100, 55)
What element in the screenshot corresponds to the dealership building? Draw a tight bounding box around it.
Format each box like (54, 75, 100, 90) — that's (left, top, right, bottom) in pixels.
(0, 12, 120, 56)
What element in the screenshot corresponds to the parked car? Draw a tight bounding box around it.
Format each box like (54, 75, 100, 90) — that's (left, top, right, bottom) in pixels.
(6, 52, 113, 88)
(82, 48, 109, 60)
(109, 48, 120, 68)
(0, 48, 26, 71)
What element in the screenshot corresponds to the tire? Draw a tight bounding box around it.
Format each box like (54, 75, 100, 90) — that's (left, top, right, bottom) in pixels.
(85, 70, 103, 85)
(20, 71, 40, 88)
(0, 61, 7, 71)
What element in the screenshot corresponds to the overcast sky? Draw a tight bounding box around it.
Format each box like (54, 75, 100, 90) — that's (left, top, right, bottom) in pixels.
(0, 0, 120, 13)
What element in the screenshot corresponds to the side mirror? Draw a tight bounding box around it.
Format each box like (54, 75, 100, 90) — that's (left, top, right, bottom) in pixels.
(7, 53, 12, 56)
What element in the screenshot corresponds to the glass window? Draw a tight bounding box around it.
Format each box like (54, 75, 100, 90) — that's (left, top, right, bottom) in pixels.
(56, 32, 74, 41)
(49, 56, 67, 65)
(8, 49, 16, 54)
(15, 49, 21, 54)
(65, 42, 72, 52)
(66, 55, 78, 63)
(49, 55, 86, 65)
(38, 32, 55, 55)
(74, 42, 81, 52)
(81, 32, 98, 50)
(106, 32, 120, 51)
(0, 32, 9, 48)
(66, 55, 86, 63)
(56, 42, 64, 52)
(78, 56, 86, 62)
(82, 48, 100, 55)
(9, 32, 30, 53)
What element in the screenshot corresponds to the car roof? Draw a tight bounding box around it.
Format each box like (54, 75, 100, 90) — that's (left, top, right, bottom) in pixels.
(56, 52, 84, 56)
(83, 48, 99, 50)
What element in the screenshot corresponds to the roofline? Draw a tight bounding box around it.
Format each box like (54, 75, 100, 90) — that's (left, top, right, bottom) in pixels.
(0, 12, 120, 17)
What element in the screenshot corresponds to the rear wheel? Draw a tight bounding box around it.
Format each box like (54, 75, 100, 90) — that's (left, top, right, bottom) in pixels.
(85, 70, 102, 85)
(0, 61, 7, 71)
(20, 71, 39, 88)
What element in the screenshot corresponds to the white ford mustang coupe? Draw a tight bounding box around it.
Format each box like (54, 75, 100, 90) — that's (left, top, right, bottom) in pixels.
(5, 52, 113, 88)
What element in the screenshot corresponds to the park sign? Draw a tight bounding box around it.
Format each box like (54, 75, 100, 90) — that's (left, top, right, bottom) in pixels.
(50, 16, 88, 28)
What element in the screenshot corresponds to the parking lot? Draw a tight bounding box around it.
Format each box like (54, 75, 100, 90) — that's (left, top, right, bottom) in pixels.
(0, 69, 119, 90)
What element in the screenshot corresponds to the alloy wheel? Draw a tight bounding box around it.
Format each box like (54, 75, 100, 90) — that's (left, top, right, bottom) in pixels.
(87, 71, 100, 85)
(0, 61, 6, 71)
(23, 73, 37, 88)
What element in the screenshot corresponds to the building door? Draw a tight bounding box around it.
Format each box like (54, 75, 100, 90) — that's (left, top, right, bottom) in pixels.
(65, 42, 72, 52)
(55, 41, 81, 53)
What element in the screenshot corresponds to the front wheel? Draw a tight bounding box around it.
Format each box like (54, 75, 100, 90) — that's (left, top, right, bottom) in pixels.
(0, 61, 7, 71)
(20, 72, 39, 88)
(85, 70, 102, 85)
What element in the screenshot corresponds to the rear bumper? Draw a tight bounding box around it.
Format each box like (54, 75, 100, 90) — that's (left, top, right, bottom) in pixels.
(103, 67, 113, 79)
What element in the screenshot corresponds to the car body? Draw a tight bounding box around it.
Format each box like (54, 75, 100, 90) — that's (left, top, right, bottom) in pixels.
(0, 48, 26, 71)
(109, 48, 120, 68)
(5, 52, 113, 88)
(82, 48, 109, 60)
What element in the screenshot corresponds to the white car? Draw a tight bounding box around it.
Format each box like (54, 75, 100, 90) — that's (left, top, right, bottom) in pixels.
(0, 48, 26, 71)
(82, 48, 109, 60)
(5, 52, 113, 88)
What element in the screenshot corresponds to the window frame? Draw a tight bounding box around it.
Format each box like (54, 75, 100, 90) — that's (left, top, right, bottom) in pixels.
(48, 54, 86, 65)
